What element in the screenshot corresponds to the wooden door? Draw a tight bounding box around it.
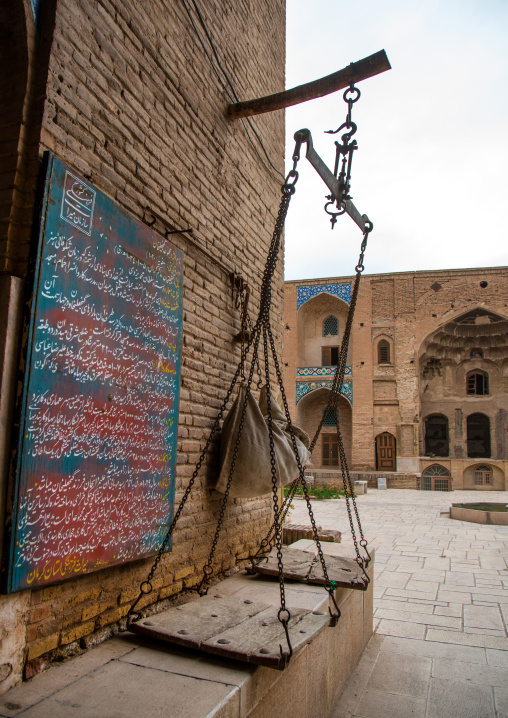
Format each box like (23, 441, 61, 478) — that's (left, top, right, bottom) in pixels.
(376, 432, 396, 471)
(322, 434, 339, 466)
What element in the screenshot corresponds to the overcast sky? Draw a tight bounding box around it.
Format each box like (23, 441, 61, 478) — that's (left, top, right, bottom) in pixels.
(283, 0, 508, 281)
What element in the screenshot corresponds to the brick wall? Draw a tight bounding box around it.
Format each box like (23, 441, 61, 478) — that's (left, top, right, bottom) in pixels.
(284, 268, 508, 480)
(1, 0, 286, 688)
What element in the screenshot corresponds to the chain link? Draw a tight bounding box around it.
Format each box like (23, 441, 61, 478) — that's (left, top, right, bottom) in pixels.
(305, 222, 373, 582)
(129, 132, 371, 647)
(129, 153, 301, 642)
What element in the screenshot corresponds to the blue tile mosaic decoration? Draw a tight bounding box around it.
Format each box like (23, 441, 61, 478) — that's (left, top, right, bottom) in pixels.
(296, 380, 352, 405)
(297, 366, 352, 377)
(297, 283, 352, 310)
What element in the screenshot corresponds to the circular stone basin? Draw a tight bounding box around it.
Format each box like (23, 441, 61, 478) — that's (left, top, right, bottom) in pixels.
(450, 503, 508, 525)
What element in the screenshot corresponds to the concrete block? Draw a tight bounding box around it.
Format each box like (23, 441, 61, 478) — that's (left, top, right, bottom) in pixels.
(385, 588, 437, 601)
(376, 572, 411, 589)
(444, 571, 475, 586)
(405, 580, 438, 597)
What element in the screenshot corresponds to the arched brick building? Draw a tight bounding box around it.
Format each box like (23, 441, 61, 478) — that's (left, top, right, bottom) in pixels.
(283, 268, 508, 491)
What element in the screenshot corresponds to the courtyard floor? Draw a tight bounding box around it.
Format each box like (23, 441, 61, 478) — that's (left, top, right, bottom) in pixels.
(290, 488, 508, 718)
(1, 489, 507, 717)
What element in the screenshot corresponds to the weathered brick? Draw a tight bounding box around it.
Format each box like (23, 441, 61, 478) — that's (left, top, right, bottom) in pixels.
(28, 604, 52, 624)
(27, 634, 59, 661)
(60, 621, 95, 646)
(67, 588, 102, 609)
(94, 605, 127, 630)
(3, 0, 285, 681)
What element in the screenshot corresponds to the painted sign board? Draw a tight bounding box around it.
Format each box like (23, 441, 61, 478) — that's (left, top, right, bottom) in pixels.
(7, 153, 184, 592)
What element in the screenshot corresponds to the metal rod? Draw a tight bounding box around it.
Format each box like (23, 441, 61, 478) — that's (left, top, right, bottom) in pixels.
(296, 129, 370, 231)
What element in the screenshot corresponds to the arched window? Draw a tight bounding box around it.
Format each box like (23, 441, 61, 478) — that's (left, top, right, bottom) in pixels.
(378, 340, 390, 364)
(424, 415, 449, 456)
(421, 464, 451, 491)
(474, 464, 492, 486)
(470, 348, 483, 359)
(323, 315, 338, 337)
(467, 413, 491, 458)
(467, 371, 489, 396)
(422, 464, 450, 477)
(322, 407, 338, 426)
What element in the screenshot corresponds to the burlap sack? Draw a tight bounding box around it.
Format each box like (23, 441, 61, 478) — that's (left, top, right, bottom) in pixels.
(215, 384, 310, 498)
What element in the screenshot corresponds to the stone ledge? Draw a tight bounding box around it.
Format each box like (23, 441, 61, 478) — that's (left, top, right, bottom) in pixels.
(0, 546, 374, 718)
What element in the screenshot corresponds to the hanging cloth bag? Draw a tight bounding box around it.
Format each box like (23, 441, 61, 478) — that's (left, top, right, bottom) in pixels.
(215, 384, 310, 498)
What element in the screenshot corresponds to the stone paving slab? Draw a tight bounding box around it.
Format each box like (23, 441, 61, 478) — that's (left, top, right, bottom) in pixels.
(352, 689, 426, 718)
(290, 489, 508, 718)
(376, 618, 426, 639)
(427, 678, 496, 718)
(0, 640, 137, 717)
(375, 608, 461, 630)
(494, 686, 508, 716)
(11, 661, 241, 718)
(432, 657, 507, 687)
(366, 651, 431, 699)
(1, 489, 506, 718)
(464, 604, 504, 631)
(380, 636, 488, 663)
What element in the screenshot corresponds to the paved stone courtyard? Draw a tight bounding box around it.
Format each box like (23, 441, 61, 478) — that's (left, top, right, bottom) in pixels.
(291, 488, 508, 718)
(1, 489, 507, 717)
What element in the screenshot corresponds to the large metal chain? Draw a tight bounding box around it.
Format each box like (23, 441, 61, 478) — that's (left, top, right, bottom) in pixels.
(127, 330, 255, 621)
(257, 221, 372, 560)
(129, 149, 301, 634)
(196, 326, 262, 595)
(306, 223, 372, 578)
(128, 130, 370, 649)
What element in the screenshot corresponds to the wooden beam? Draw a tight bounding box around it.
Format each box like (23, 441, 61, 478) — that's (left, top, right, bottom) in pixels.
(227, 50, 391, 120)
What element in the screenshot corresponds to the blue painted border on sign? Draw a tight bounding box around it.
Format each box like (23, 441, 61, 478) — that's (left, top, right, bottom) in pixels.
(8, 153, 184, 592)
